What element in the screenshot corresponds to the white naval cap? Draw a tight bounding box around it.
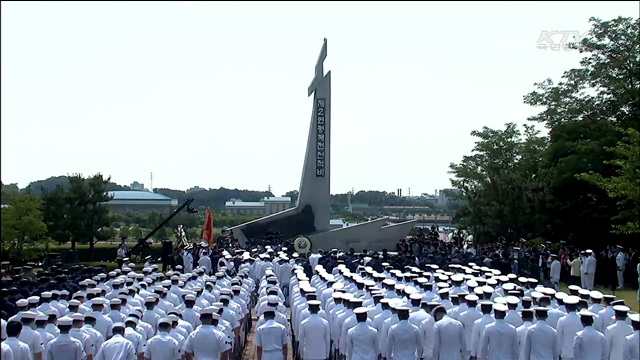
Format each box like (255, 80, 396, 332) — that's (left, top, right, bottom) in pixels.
(354, 307, 369, 314)
(57, 317, 73, 326)
(612, 305, 630, 313)
(564, 295, 580, 305)
(21, 311, 37, 320)
(493, 303, 508, 312)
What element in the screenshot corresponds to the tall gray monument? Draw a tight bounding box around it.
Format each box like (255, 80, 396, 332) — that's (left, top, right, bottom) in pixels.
(299, 38, 331, 232)
(229, 39, 415, 251)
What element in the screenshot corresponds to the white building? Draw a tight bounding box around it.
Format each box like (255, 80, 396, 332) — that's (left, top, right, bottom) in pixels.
(224, 197, 293, 216)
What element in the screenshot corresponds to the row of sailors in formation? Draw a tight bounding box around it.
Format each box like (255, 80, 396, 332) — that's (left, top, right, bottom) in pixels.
(1, 264, 259, 360)
(252, 263, 640, 360)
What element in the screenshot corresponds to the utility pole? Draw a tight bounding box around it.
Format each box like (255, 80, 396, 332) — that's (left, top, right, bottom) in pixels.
(150, 172, 153, 192)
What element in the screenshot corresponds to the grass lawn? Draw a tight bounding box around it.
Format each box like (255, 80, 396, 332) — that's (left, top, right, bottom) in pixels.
(560, 283, 639, 312)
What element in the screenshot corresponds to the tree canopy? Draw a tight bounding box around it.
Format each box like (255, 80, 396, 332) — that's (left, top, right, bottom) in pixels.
(1, 193, 48, 253)
(41, 174, 112, 257)
(450, 16, 640, 247)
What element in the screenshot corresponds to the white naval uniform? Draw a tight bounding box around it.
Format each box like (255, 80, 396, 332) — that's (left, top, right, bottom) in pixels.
(95, 334, 136, 360)
(524, 320, 559, 360)
(299, 314, 330, 360)
(557, 311, 583, 359)
(253, 320, 289, 360)
(583, 255, 597, 290)
(470, 314, 494, 358)
(183, 253, 194, 274)
(18, 326, 44, 360)
(505, 310, 524, 328)
(145, 332, 180, 360)
(123, 328, 145, 356)
(90, 311, 113, 340)
(69, 328, 95, 358)
(81, 325, 105, 354)
(386, 320, 422, 360)
(35, 328, 55, 358)
(516, 321, 534, 360)
(572, 326, 608, 360)
(346, 322, 377, 360)
(5, 337, 34, 360)
(2, 342, 14, 360)
(459, 307, 482, 357)
(604, 320, 633, 360)
(615, 252, 625, 289)
(479, 319, 519, 360)
(622, 330, 639, 360)
(183, 325, 228, 360)
(432, 316, 466, 360)
(46, 334, 84, 360)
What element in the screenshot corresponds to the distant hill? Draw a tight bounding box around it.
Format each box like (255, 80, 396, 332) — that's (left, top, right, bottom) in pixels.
(19, 176, 274, 210)
(155, 187, 274, 210)
(22, 176, 131, 196)
(11, 176, 453, 213)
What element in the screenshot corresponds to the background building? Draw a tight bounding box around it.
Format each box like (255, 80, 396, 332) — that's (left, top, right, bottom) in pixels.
(104, 191, 178, 213)
(130, 181, 147, 191)
(224, 196, 292, 216)
(186, 186, 206, 193)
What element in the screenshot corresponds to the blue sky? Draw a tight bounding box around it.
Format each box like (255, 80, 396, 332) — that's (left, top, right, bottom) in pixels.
(2, 1, 638, 196)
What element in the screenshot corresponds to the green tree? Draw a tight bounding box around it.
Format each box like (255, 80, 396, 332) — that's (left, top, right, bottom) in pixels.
(1, 193, 48, 254)
(578, 128, 640, 234)
(41, 185, 71, 245)
(155, 227, 170, 242)
(522, 16, 639, 245)
(40, 173, 113, 257)
(119, 226, 130, 239)
(449, 123, 548, 242)
(129, 225, 142, 240)
(1, 182, 21, 204)
(186, 228, 199, 241)
(101, 226, 118, 241)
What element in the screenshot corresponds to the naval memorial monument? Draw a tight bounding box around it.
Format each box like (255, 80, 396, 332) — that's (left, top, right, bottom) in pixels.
(229, 39, 415, 251)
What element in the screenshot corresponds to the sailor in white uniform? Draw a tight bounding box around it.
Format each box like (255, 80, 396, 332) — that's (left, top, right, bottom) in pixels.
(95, 322, 136, 360)
(5, 320, 37, 360)
(524, 308, 559, 360)
(298, 300, 329, 360)
(385, 307, 422, 360)
(346, 307, 377, 360)
(516, 309, 535, 360)
(622, 313, 639, 360)
(572, 310, 608, 360)
(615, 246, 626, 289)
(431, 305, 466, 360)
(46, 317, 84, 360)
(183, 308, 228, 360)
(557, 295, 583, 360)
(478, 303, 519, 360)
(604, 305, 633, 360)
(253, 309, 289, 360)
(17, 311, 44, 360)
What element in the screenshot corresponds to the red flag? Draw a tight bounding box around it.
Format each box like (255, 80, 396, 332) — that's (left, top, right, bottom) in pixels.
(202, 209, 214, 248)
